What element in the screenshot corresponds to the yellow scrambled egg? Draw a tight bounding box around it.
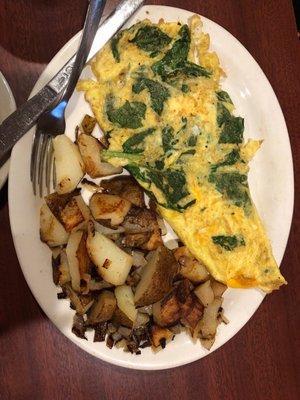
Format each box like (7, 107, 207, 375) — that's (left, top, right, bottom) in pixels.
(78, 16, 286, 292)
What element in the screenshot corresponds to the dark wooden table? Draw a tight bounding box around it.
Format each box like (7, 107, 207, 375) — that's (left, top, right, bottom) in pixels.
(0, 1, 299, 399)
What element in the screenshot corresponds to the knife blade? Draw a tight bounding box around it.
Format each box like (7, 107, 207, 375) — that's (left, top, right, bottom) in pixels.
(0, 0, 144, 163)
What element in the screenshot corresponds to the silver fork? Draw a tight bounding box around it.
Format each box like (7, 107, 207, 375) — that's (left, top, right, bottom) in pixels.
(30, 0, 106, 197)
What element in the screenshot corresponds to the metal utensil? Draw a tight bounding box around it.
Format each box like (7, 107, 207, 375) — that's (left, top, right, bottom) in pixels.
(31, 0, 106, 196)
(0, 0, 144, 164)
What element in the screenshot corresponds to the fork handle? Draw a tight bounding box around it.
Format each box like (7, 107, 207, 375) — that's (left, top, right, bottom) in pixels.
(63, 0, 106, 102)
(0, 86, 57, 165)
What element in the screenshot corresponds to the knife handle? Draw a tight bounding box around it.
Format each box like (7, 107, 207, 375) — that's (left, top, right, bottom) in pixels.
(0, 86, 57, 162)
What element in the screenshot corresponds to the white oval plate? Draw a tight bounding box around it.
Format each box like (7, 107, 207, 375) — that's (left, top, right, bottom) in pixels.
(0, 71, 16, 190)
(9, 5, 294, 370)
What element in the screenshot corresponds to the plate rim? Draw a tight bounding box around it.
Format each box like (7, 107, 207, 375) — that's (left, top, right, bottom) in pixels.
(0, 70, 16, 190)
(8, 4, 294, 370)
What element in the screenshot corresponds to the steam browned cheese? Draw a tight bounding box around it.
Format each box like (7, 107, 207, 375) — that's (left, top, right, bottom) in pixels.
(78, 16, 286, 292)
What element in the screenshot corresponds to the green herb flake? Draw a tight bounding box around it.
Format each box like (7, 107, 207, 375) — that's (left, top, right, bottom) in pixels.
(212, 235, 245, 251)
(130, 25, 171, 53)
(132, 78, 170, 115)
(181, 84, 189, 93)
(216, 90, 233, 104)
(122, 128, 155, 154)
(106, 97, 146, 129)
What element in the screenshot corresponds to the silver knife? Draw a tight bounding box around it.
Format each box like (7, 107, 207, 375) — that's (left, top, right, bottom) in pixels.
(0, 0, 144, 162)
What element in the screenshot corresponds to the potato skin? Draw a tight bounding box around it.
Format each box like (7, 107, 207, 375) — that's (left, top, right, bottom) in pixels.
(134, 246, 178, 307)
(112, 307, 133, 328)
(87, 290, 116, 325)
(101, 176, 145, 208)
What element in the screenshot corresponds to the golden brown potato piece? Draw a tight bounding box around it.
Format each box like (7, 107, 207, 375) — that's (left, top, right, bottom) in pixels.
(150, 325, 173, 348)
(45, 191, 90, 233)
(142, 229, 163, 251)
(81, 114, 96, 135)
(87, 290, 116, 325)
(40, 203, 69, 247)
(112, 307, 134, 328)
(134, 246, 178, 307)
(122, 207, 159, 234)
(53, 135, 85, 194)
(180, 293, 204, 330)
(101, 176, 145, 208)
(77, 133, 122, 178)
(174, 246, 209, 283)
(89, 193, 131, 226)
(153, 294, 181, 327)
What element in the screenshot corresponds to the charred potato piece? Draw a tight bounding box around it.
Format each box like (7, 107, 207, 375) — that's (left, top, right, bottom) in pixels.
(153, 292, 181, 327)
(122, 207, 159, 234)
(142, 229, 163, 251)
(134, 246, 178, 307)
(88, 290, 117, 325)
(101, 176, 145, 208)
(77, 133, 122, 178)
(115, 285, 137, 322)
(81, 114, 96, 135)
(180, 293, 204, 330)
(45, 192, 90, 232)
(150, 325, 173, 348)
(122, 232, 151, 248)
(53, 135, 85, 194)
(90, 193, 131, 226)
(40, 203, 69, 247)
(86, 222, 132, 286)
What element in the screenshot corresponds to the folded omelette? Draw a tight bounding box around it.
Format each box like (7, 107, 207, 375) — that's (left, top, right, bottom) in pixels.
(78, 15, 286, 292)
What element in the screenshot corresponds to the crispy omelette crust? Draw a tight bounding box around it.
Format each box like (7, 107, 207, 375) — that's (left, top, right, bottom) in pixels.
(78, 15, 286, 292)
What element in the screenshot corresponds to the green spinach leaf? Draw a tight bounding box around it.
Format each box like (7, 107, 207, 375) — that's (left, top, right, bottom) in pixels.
(209, 172, 250, 208)
(129, 25, 171, 53)
(162, 126, 174, 153)
(110, 32, 122, 62)
(106, 97, 146, 129)
(210, 149, 240, 172)
(152, 25, 211, 82)
(212, 235, 245, 251)
(216, 90, 233, 104)
(132, 78, 170, 115)
(122, 128, 155, 154)
(217, 102, 244, 144)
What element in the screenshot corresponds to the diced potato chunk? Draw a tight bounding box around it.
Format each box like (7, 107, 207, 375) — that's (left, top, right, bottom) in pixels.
(150, 325, 173, 348)
(77, 133, 122, 178)
(90, 193, 131, 226)
(86, 223, 132, 285)
(53, 135, 85, 194)
(194, 280, 215, 306)
(88, 290, 116, 325)
(40, 203, 69, 247)
(134, 246, 178, 307)
(115, 285, 137, 322)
